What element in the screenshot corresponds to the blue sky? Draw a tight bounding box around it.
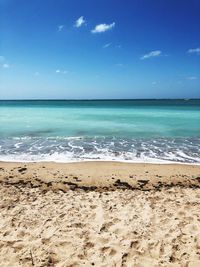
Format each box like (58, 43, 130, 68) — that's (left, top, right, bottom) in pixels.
(0, 0, 200, 99)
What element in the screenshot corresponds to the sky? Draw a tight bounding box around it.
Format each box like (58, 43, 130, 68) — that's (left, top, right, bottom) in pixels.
(0, 0, 200, 99)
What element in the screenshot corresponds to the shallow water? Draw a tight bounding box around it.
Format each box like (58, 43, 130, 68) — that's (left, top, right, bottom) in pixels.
(0, 99, 200, 163)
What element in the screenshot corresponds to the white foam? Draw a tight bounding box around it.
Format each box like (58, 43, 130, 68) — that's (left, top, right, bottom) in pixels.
(0, 136, 200, 165)
(0, 152, 199, 165)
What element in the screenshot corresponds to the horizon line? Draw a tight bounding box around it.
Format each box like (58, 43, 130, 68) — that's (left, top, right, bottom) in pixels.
(0, 98, 200, 101)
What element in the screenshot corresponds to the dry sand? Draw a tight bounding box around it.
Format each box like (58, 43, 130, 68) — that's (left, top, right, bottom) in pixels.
(0, 161, 200, 267)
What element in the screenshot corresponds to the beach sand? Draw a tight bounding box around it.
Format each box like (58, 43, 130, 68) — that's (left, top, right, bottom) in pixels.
(0, 161, 200, 267)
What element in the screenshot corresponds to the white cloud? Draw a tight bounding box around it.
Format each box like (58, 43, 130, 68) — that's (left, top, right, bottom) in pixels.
(58, 25, 64, 32)
(75, 16, 86, 28)
(141, 50, 162, 60)
(187, 76, 198, 80)
(103, 43, 111, 48)
(56, 69, 69, 74)
(2, 63, 10, 68)
(91, 22, 115, 33)
(187, 47, 200, 55)
(0, 57, 11, 68)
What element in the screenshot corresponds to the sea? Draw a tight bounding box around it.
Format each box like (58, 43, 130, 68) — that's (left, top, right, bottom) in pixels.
(0, 99, 200, 163)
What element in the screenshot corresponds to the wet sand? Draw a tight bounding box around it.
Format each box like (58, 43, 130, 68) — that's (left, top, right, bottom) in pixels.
(0, 161, 200, 266)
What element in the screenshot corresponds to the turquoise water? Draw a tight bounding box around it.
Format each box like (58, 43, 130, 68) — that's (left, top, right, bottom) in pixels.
(0, 100, 200, 163)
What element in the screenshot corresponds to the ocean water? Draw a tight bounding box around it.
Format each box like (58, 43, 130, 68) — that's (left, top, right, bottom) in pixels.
(0, 99, 200, 163)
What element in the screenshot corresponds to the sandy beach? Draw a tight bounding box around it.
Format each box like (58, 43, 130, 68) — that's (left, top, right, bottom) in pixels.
(1, 161, 200, 267)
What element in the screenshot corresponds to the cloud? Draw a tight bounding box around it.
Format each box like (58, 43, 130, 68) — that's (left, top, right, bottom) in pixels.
(56, 69, 68, 74)
(0, 57, 11, 68)
(187, 76, 198, 80)
(75, 16, 86, 28)
(103, 43, 111, 48)
(58, 25, 64, 32)
(91, 22, 115, 33)
(141, 50, 162, 60)
(2, 63, 10, 68)
(187, 47, 200, 55)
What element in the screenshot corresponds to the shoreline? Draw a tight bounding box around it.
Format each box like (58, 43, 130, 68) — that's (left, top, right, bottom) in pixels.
(1, 159, 200, 165)
(1, 161, 200, 191)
